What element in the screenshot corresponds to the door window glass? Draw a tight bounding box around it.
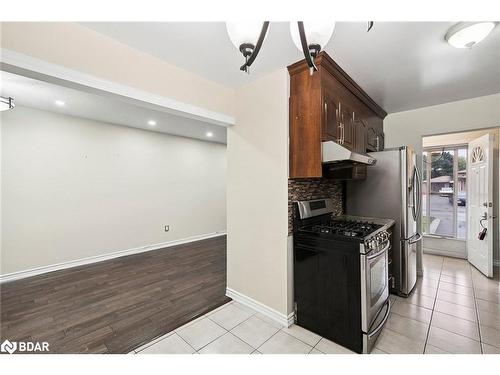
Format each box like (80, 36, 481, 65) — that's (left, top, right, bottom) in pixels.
(457, 148, 467, 239)
(422, 152, 428, 233)
(422, 147, 467, 239)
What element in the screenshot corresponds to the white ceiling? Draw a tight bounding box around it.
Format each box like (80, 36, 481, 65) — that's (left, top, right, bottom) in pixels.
(81, 22, 500, 113)
(0, 71, 227, 144)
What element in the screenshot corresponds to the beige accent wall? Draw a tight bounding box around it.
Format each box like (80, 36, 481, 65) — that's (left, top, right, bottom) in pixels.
(0, 22, 235, 117)
(384, 94, 500, 264)
(1, 106, 227, 275)
(227, 69, 289, 315)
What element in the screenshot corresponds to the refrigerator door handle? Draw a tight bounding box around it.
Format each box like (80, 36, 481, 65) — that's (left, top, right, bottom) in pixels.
(401, 232, 422, 243)
(414, 166, 422, 220)
(410, 167, 417, 221)
(408, 232, 422, 244)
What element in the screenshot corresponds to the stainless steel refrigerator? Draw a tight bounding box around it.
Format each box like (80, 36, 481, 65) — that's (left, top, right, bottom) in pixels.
(346, 146, 422, 296)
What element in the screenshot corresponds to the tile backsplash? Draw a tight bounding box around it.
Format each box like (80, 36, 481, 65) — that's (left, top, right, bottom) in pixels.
(288, 178, 344, 233)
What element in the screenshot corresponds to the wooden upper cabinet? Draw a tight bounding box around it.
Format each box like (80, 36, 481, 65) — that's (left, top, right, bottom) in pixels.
(288, 52, 387, 179)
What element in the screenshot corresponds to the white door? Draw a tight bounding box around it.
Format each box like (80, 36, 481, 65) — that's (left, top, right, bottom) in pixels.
(467, 133, 494, 277)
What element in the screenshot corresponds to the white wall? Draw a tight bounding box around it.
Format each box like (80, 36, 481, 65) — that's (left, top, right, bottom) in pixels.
(1, 106, 227, 275)
(384, 94, 500, 155)
(226, 69, 290, 317)
(384, 94, 500, 265)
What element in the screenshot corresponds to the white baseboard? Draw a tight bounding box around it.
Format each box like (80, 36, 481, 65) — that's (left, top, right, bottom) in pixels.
(226, 288, 293, 328)
(0, 231, 226, 283)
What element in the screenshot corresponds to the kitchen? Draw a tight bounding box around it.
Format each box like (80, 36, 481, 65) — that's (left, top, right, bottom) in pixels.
(287, 50, 499, 353)
(1, 5, 500, 374)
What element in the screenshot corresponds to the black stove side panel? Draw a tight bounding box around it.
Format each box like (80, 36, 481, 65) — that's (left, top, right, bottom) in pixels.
(293, 233, 362, 353)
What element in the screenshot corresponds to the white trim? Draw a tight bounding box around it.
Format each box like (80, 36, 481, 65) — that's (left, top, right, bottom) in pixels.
(286, 312, 295, 327)
(0, 231, 226, 283)
(423, 248, 467, 259)
(0, 48, 235, 127)
(225, 287, 293, 328)
(422, 237, 467, 259)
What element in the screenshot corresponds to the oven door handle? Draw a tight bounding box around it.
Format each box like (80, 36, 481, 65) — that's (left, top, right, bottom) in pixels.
(367, 299, 391, 339)
(366, 241, 391, 260)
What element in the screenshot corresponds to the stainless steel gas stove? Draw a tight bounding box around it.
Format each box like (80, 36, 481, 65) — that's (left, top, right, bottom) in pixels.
(293, 198, 395, 353)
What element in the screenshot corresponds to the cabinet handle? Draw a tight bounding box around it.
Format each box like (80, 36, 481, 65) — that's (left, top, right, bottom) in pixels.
(376, 136, 380, 150)
(338, 102, 344, 144)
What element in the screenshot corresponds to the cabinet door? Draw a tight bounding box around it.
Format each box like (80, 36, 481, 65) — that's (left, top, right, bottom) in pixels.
(294, 242, 322, 334)
(366, 125, 378, 152)
(322, 94, 341, 142)
(318, 245, 362, 352)
(376, 128, 385, 151)
(353, 114, 367, 153)
(340, 105, 355, 150)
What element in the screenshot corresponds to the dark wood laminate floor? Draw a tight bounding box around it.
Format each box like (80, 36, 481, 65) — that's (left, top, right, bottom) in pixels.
(0, 235, 229, 353)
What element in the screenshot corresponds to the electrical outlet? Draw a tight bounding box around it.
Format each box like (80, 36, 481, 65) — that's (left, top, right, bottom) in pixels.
(164, 225, 170, 232)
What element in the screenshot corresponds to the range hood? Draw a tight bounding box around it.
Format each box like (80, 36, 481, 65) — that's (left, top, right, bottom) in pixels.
(321, 141, 377, 166)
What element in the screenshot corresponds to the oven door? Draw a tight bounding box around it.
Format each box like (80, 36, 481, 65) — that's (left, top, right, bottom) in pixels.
(360, 241, 390, 333)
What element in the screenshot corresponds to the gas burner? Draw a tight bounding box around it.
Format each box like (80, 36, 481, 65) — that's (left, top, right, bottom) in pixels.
(306, 220, 382, 239)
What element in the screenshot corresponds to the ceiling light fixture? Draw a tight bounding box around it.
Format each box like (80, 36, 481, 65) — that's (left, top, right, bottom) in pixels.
(445, 22, 496, 48)
(290, 21, 336, 72)
(54, 100, 65, 107)
(206, 132, 213, 137)
(226, 22, 373, 75)
(226, 22, 270, 73)
(0, 96, 15, 111)
(147, 120, 157, 126)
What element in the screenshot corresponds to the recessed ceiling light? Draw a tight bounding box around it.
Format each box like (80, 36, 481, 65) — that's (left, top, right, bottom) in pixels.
(445, 22, 496, 48)
(147, 120, 157, 126)
(54, 100, 65, 107)
(206, 132, 214, 137)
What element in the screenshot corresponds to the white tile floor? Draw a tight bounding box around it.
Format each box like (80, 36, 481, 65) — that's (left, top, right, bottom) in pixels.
(375, 254, 500, 354)
(131, 254, 500, 354)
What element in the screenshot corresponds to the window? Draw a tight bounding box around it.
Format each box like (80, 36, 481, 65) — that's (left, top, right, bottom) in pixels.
(422, 146, 467, 239)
